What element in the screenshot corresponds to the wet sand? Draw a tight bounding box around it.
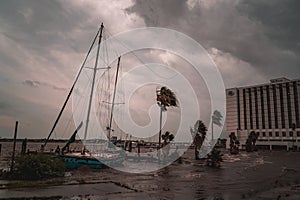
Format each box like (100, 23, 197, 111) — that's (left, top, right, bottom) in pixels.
(0, 149, 300, 199)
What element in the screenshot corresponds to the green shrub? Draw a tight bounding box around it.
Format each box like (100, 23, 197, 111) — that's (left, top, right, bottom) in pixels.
(206, 148, 223, 168)
(12, 153, 65, 180)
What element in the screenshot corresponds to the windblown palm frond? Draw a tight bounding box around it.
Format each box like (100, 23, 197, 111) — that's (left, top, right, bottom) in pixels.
(156, 86, 178, 110)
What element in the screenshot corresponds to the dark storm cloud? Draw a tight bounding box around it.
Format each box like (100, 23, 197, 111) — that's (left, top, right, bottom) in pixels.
(238, 0, 300, 52)
(1, 0, 299, 138)
(0, 0, 95, 68)
(0, 99, 22, 118)
(0, 101, 11, 111)
(236, 0, 300, 75)
(126, 0, 189, 26)
(22, 80, 66, 91)
(0, 0, 133, 138)
(126, 0, 300, 80)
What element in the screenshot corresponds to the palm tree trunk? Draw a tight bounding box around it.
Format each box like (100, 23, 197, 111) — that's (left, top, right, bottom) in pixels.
(212, 116, 214, 141)
(159, 105, 163, 147)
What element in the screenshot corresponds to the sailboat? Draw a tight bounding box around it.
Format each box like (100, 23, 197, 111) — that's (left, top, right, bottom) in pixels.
(43, 23, 125, 169)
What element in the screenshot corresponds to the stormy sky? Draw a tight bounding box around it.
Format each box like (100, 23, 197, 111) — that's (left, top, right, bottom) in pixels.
(0, 0, 300, 139)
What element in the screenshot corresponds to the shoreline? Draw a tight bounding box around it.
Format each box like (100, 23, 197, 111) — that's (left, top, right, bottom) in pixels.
(0, 150, 300, 199)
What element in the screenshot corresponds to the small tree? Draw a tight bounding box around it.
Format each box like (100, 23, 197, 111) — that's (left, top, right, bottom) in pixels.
(229, 133, 240, 154)
(161, 131, 174, 161)
(207, 147, 223, 168)
(197, 120, 208, 139)
(191, 120, 207, 139)
(245, 131, 259, 152)
(162, 131, 174, 144)
(11, 154, 65, 180)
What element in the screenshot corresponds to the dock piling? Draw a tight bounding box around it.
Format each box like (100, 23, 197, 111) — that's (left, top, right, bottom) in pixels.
(10, 121, 18, 173)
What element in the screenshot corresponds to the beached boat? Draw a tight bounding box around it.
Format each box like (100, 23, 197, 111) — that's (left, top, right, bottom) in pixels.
(43, 23, 125, 169)
(60, 151, 124, 169)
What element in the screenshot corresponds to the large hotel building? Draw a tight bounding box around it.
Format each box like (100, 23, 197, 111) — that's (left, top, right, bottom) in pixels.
(226, 77, 300, 150)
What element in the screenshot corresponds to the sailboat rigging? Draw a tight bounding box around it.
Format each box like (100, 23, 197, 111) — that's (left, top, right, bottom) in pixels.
(43, 25, 101, 148)
(107, 56, 121, 140)
(84, 23, 104, 142)
(43, 23, 125, 169)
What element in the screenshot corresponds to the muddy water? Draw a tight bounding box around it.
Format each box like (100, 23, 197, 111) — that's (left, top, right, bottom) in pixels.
(0, 145, 300, 200)
(0, 182, 130, 198)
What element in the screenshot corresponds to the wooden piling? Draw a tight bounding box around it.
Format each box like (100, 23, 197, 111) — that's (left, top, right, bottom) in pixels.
(10, 121, 18, 173)
(21, 138, 27, 155)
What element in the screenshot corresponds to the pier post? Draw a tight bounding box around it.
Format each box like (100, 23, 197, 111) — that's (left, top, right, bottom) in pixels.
(137, 141, 140, 161)
(21, 138, 27, 155)
(137, 142, 140, 154)
(0, 143, 2, 157)
(128, 141, 132, 152)
(10, 121, 18, 173)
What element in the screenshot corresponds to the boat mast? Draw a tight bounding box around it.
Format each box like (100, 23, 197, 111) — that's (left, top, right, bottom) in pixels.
(108, 56, 121, 140)
(44, 26, 101, 147)
(84, 23, 104, 141)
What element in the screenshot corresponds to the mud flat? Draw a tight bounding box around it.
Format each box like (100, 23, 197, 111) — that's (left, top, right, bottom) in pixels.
(0, 149, 299, 200)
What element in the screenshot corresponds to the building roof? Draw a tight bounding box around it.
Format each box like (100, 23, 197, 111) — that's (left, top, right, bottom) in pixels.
(226, 77, 300, 91)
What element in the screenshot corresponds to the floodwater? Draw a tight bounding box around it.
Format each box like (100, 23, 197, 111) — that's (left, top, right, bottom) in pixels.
(0, 142, 300, 200)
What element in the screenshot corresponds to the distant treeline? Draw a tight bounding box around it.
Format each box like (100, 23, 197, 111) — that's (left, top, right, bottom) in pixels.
(0, 138, 81, 143)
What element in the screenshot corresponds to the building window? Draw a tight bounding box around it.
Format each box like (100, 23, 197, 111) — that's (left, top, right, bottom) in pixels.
(249, 88, 253, 129)
(293, 82, 300, 128)
(282, 132, 286, 137)
(286, 83, 292, 128)
(297, 131, 300, 137)
(289, 131, 294, 137)
(279, 84, 286, 128)
(256, 132, 260, 137)
(254, 88, 259, 129)
(237, 89, 241, 130)
(243, 89, 247, 129)
(273, 85, 279, 129)
(275, 132, 279, 137)
(266, 86, 272, 129)
(269, 132, 273, 137)
(262, 132, 266, 137)
(260, 86, 265, 129)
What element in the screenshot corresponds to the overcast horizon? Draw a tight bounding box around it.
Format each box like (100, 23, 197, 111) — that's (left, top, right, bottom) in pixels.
(1, 0, 300, 139)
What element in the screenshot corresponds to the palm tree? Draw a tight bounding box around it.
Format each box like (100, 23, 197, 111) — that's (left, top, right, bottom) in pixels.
(161, 131, 174, 161)
(196, 120, 208, 138)
(212, 110, 223, 140)
(162, 131, 175, 144)
(191, 120, 207, 160)
(191, 120, 208, 142)
(212, 110, 223, 127)
(156, 86, 178, 147)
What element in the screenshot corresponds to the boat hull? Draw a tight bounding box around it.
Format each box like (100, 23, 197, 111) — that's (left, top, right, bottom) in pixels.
(61, 155, 104, 169)
(59, 153, 124, 169)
